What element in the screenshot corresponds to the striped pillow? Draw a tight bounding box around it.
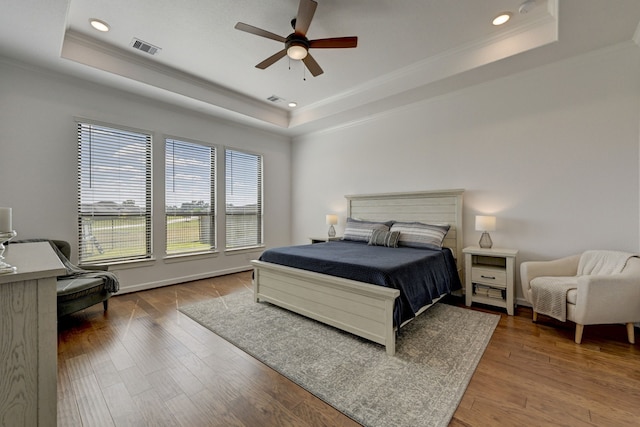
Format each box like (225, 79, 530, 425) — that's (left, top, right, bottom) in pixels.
(342, 218, 393, 242)
(391, 221, 450, 250)
(368, 229, 401, 248)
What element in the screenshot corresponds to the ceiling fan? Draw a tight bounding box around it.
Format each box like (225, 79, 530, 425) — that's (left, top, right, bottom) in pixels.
(234, 0, 358, 77)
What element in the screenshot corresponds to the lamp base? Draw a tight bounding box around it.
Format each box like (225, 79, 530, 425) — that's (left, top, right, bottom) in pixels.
(479, 232, 493, 249)
(328, 225, 336, 238)
(0, 230, 17, 274)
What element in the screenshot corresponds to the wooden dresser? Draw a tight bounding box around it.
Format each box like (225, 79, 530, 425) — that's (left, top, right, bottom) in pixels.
(0, 242, 65, 426)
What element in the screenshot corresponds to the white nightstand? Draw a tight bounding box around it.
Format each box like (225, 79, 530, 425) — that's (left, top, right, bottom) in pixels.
(463, 246, 518, 315)
(309, 236, 342, 244)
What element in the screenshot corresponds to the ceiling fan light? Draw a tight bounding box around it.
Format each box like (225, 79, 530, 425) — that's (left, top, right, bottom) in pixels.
(287, 44, 308, 60)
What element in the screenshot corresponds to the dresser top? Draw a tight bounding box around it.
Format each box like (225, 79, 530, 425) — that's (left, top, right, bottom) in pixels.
(0, 242, 66, 284)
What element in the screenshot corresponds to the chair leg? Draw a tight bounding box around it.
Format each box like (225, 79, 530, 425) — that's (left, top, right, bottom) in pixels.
(575, 324, 584, 344)
(626, 323, 635, 344)
(532, 311, 538, 322)
(103, 299, 108, 312)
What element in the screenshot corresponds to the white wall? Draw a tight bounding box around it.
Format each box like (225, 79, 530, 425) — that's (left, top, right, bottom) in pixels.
(0, 60, 291, 293)
(292, 43, 640, 302)
(2, 42, 639, 301)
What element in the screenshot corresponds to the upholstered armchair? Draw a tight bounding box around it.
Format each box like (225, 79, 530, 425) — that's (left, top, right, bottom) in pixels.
(14, 239, 119, 317)
(521, 251, 640, 344)
(53, 240, 119, 317)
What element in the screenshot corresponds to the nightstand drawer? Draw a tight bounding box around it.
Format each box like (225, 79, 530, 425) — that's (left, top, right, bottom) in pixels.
(472, 267, 506, 287)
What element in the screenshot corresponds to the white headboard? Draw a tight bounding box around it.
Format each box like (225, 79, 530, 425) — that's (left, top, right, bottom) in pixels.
(345, 189, 464, 265)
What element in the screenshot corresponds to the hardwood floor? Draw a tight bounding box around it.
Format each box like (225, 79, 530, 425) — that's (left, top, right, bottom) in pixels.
(57, 271, 640, 426)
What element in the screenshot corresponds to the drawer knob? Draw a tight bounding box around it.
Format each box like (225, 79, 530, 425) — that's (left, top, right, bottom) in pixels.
(481, 275, 496, 280)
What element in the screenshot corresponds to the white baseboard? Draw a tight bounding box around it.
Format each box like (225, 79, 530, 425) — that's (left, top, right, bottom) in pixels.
(116, 265, 253, 295)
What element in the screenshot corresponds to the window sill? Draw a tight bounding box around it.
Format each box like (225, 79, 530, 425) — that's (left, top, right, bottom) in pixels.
(224, 245, 265, 256)
(163, 250, 219, 263)
(81, 257, 157, 271)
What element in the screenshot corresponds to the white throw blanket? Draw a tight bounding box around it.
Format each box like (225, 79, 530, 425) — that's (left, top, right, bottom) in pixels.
(530, 276, 578, 322)
(531, 250, 636, 322)
(577, 250, 634, 276)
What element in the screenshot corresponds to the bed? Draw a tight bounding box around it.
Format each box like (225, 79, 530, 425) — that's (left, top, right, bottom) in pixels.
(251, 189, 464, 355)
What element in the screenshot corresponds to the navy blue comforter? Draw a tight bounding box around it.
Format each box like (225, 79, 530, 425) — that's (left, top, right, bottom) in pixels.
(258, 240, 461, 326)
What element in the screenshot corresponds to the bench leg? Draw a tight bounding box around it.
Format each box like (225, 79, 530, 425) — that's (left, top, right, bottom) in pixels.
(103, 299, 108, 311)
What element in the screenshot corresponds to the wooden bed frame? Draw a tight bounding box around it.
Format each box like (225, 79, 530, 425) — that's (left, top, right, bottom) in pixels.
(251, 189, 464, 355)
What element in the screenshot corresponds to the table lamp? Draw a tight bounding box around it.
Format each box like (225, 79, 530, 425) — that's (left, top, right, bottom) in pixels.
(475, 215, 496, 249)
(326, 214, 338, 237)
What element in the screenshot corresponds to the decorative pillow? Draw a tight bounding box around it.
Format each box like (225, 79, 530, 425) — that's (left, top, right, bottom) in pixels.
(342, 218, 393, 242)
(390, 221, 450, 250)
(368, 229, 401, 248)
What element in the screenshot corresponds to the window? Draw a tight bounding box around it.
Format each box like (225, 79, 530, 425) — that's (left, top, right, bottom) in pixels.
(165, 138, 216, 255)
(225, 149, 263, 249)
(77, 122, 152, 263)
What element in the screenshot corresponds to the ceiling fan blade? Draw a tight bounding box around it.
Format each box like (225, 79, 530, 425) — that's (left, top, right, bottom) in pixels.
(256, 49, 287, 69)
(294, 0, 317, 36)
(309, 37, 358, 49)
(235, 22, 286, 43)
(302, 53, 323, 77)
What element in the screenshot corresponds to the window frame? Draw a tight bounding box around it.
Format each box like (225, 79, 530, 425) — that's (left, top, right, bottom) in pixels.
(224, 147, 264, 251)
(76, 119, 153, 265)
(164, 136, 217, 256)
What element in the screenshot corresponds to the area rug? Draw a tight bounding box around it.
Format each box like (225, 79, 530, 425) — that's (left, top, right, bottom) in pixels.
(179, 291, 499, 427)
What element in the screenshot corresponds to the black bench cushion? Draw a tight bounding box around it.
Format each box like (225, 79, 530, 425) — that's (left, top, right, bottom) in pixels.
(57, 277, 106, 301)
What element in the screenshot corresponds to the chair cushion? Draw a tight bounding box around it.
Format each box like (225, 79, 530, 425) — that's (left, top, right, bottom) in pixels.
(530, 276, 579, 322)
(567, 288, 577, 305)
(57, 277, 105, 299)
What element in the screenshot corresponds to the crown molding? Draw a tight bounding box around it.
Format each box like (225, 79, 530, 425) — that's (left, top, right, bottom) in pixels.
(61, 31, 289, 129)
(289, 9, 558, 129)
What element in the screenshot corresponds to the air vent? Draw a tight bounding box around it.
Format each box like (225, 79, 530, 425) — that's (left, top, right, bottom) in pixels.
(267, 95, 282, 103)
(130, 38, 161, 55)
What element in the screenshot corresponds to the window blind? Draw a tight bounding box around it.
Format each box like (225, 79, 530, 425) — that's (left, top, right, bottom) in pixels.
(77, 122, 152, 263)
(165, 138, 216, 255)
(225, 149, 263, 249)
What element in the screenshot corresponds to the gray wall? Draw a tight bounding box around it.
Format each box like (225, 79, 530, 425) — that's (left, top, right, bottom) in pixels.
(0, 59, 292, 293)
(291, 43, 640, 303)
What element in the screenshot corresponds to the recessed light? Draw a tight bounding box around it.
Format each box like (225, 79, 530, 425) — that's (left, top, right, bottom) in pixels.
(89, 19, 110, 32)
(492, 12, 512, 26)
(288, 102, 298, 108)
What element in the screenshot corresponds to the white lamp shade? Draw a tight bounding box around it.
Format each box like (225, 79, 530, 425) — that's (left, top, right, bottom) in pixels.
(287, 44, 308, 60)
(326, 214, 338, 225)
(475, 215, 496, 232)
